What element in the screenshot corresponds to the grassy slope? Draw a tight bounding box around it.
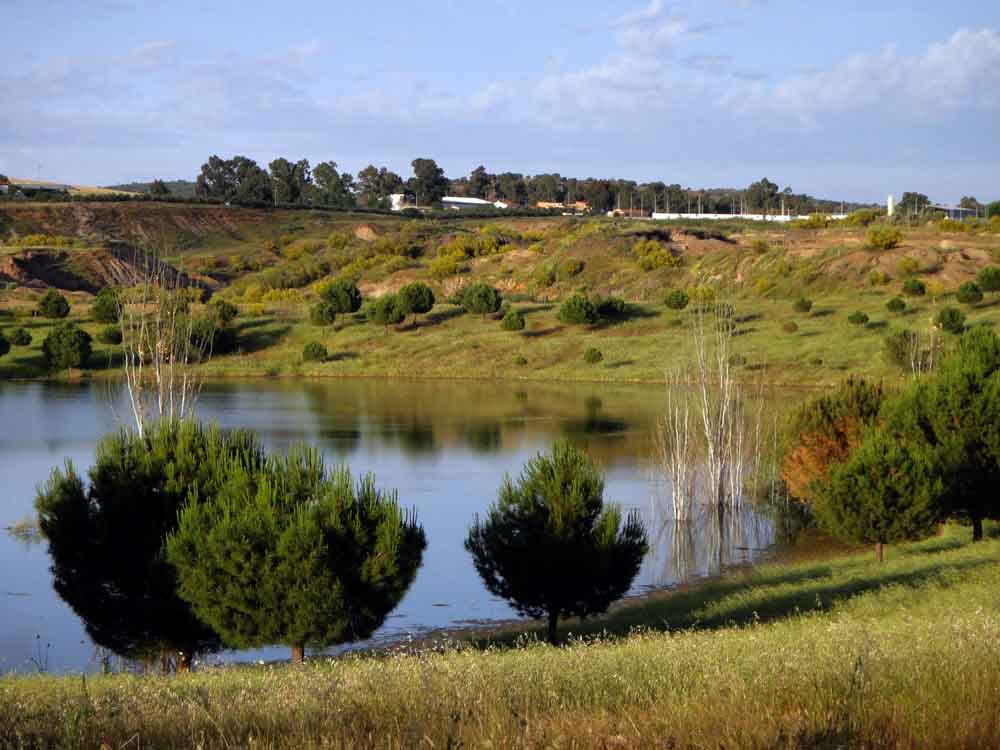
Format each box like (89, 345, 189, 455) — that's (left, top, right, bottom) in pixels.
(1, 203, 999, 384)
(3, 524, 997, 749)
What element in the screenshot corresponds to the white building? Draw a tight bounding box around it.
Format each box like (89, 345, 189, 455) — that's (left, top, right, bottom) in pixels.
(441, 196, 509, 211)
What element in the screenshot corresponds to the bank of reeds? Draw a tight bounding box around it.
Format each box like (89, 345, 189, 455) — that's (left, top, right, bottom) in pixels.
(2, 525, 998, 749)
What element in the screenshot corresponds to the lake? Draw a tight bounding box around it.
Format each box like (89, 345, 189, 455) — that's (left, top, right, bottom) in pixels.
(0, 378, 781, 673)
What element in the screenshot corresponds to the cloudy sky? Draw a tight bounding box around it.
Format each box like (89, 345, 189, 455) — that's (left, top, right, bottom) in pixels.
(2, 0, 998, 202)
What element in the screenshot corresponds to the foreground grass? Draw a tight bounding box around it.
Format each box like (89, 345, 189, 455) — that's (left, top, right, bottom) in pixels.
(3, 525, 998, 749)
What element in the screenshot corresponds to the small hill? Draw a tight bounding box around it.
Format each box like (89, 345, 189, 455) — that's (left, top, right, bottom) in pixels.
(104, 180, 198, 198)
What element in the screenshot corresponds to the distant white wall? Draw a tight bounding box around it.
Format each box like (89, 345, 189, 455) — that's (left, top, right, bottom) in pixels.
(650, 212, 848, 222)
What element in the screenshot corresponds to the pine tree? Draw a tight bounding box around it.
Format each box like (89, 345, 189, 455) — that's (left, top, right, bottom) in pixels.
(167, 447, 426, 663)
(465, 441, 647, 644)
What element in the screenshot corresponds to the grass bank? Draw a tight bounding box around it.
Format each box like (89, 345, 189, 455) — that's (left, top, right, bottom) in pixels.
(3, 524, 997, 748)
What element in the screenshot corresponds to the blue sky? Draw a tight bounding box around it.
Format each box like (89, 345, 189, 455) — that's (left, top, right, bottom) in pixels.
(1, 0, 998, 202)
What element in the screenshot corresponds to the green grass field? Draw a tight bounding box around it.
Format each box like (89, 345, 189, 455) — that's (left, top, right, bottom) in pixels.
(3, 523, 997, 749)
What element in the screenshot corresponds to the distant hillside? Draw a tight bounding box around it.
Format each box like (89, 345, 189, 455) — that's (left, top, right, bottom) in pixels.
(104, 180, 198, 198)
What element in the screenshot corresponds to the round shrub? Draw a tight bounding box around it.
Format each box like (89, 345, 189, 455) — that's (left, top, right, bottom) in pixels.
(501, 310, 526, 331)
(38, 289, 71, 319)
(848, 311, 870, 327)
(462, 283, 502, 318)
(96, 325, 123, 345)
(902, 278, 926, 297)
(557, 258, 584, 280)
(42, 322, 92, 370)
(792, 298, 813, 314)
(10, 327, 32, 346)
(751, 238, 770, 254)
(664, 289, 690, 310)
(809, 357, 824, 366)
(867, 225, 903, 251)
(211, 298, 239, 325)
(976, 266, 1000, 293)
(91, 287, 120, 323)
(302, 341, 328, 362)
(886, 297, 906, 313)
(935, 306, 966, 334)
(583, 347, 603, 364)
(782, 321, 799, 333)
(558, 294, 598, 325)
(513, 355, 528, 367)
(956, 282, 983, 306)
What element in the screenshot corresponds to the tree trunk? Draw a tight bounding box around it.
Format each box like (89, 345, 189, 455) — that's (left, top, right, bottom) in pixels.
(875, 542, 884, 563)
(547, 611, 559, 646)
(291, 644, 305, 664)
(972, 517, 983, 542)
(176, 651, 192, 673)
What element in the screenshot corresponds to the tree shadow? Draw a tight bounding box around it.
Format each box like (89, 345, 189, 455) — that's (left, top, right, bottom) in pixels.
(866, 320, 888, 331)
(424, 307, 466, 326)
(327, 351, 359, 362)
(604, 359, 636, 369)
(521, 326, 564, 339)
(735, 312, 763, 324)
(811, 309, 836, 318)
(235, 320, 293, 354)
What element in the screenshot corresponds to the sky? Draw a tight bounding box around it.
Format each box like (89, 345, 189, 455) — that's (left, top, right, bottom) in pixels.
(1, 0, 998, 203)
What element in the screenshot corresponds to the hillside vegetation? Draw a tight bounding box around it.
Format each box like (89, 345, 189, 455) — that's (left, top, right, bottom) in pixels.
(2, 201, 1000, 384)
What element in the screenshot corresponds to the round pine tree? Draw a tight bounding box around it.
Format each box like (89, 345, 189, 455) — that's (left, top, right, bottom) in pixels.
(91, 287, 120, 323)
(369, 293, 405, 331)
(312, 279, 362, 326)
(956, 282, 983, 306)
(42, 322, 92, 370)
(35, 421, 264, 669)
(976, 266, 1000, 293)
(465, 440, 647, 644)
(816, 429, 942, 562)
(462, 282, 502, 319)
(167, 448, 426, 664)
(10, 327, 31, 347)
(558, 294, 598, 325)
(501, 310, 525, 331)
(397, 282, 435, 324)
(664, 290, 689, 310)
(38, 288, 71, 319)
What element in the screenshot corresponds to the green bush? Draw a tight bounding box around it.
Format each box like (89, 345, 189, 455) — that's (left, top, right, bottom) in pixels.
(976, 266, 1000, 292)
(557, 258, 584, 280)
(211, 298, 239, 326)
(462, 283, 502, 319)
(96, 325, 123, 345)
(663, 289, 690, 310)
(886, 297, 906, 313)
(369, 293, 405, 330)
(397, 282, 435, 322)
(847, 311, 870, 327)
(903, 278, 926, 297)
(792, 298, 812, 313)
(883, 329, 919, 371)
(9, 327, 32, 346)
(558, 294, 598, 325)
(935, 307, 965, 334)
(867, 225, 903, 251)
(41, 323, 92, 370)
(91, 287, 120, 323)
(313, 279, 362, 325)
(513, 355, 528, 366)
(501, 310, 526, 331)
(633, 239, 680, 271)
(751, 238, 770, 254)
(302, 341, 328, 362)
(465, 441, 647, 644)
(583, 347, 603, 364)
(37, 288, 71, 319)
(956, 282, 983, 305)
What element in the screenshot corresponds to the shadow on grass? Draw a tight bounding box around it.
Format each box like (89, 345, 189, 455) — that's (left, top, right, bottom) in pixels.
(327, 351, 359, 362)
(521, 326, 564, 339)
(811, 309, 836, 318)
(866, 320, 888, 331)
(424, 307, 466, 326)
(236, 320, 293, 354)
(604, 359, 637, 369)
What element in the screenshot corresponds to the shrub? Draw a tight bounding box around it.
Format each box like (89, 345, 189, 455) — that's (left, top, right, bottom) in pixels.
(792, 298, 812, 313)
(96, 325, 123, 345)
(896, 257, 920, 277)
(728, 353, 747, 367)
(956, 282, 983, 306)
(935, 306, 966, 334)
(168, 447, 426, 663)
(847, 311, 870, 326)
(816, 430, 942, 561)
(429, 250, 465, 279)
(302, 341, 328, 362)
(558, 294, 598, 325)
(882, 329, 920, 371)
(369, 293, 405, 330)
(513, 355, 528, 366)
(211, 298, 239, 326)
(532, 264, 556, 288)
(903, 278, 926, 296)
(886, 297, 906, 313)
(751, 238, 770, 254)
(868, 270, 890, 287)
(782, 321, 799, 333)
(867, 225, 903, 251)
(596, 296, 628, 320)
(633, 239, 680, 271)
(42, 323, 92, 370)
(664, 289, 690, 310)
(34, 422, 258, 666)
(557, 258, 584, 280)
(10, 327, 32, 346)
(91, 287, 120, 323)
(845, 208, 882, 227)
(583, 347, 603, 364)
(936, 218, 967, 233)
(462, 283, 503, 319)
(397, 282, 435, 322)
(465, 441, 647, 644)
(38, 288, 71, 319)
(501, 310, 526, 331)
(976, 266, 1000, 293)
(781, 378, 884, 505)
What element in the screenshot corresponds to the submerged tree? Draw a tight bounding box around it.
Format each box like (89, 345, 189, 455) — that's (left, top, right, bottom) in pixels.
(35, 421, 264, 670)
(167, 448, 426, 663)
(465, 441, 647, 644)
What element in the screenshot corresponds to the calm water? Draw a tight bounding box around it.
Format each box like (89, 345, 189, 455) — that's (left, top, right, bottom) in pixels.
(0, 379, 778, 673)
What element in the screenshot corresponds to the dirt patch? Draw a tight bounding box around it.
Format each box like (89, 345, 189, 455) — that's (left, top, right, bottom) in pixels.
(353, 224, 379, 242)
